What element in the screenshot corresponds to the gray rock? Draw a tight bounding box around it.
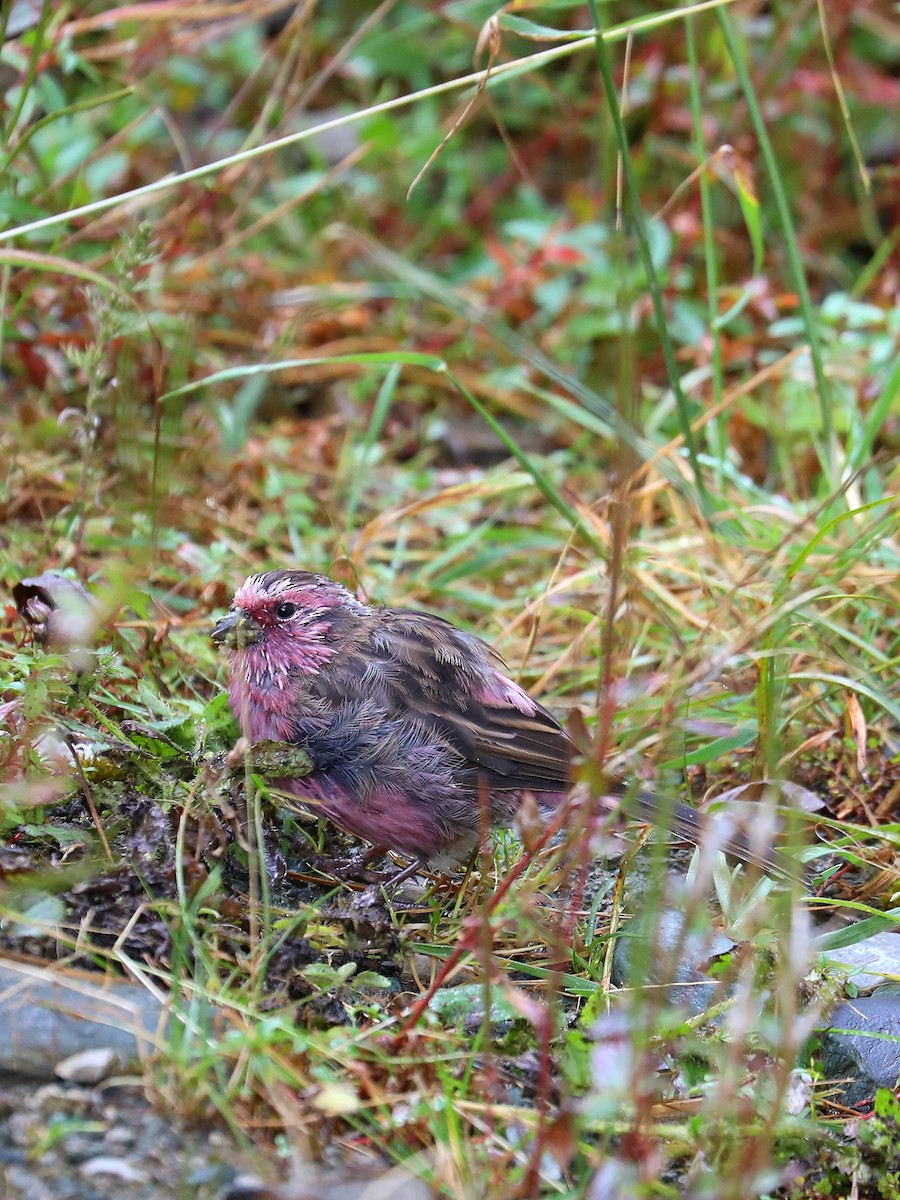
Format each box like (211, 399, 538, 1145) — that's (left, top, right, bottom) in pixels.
(611, 905, 735, 1016)
(817, 984, 900, 1106)
(55, 1047, 121, 1084)
(0, 1166, 58, 1200)
(80, 1156, 149, 1182)
(224, 1164, 432, 1199)
(0, 959, 165, 1080)
(816, 932, 900, 993)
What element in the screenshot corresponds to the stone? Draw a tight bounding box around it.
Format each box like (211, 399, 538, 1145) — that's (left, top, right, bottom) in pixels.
(54, 1047, 119, 1084)
(816, 931, 900, 994)
(611, 905, 736, 1017)
(0, 959, 166, 1079)
(80, 1155, 149, 1183)
(817, 984, 900, 1106)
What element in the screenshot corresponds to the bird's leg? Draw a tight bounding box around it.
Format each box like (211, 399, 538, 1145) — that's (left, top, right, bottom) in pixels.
(383, 855, 430, 890)
(333, 855, 433, 923)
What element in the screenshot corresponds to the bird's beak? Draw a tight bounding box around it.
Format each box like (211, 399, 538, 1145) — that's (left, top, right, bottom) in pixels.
(211, 608, 263, 648)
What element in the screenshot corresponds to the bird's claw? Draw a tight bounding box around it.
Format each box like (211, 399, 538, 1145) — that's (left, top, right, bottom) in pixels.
(309, 853, 390, 884)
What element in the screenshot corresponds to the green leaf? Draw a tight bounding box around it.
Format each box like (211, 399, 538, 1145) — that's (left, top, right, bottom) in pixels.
(353, 971, 393, 990)
(499, 15, 589, 43)
(733, 160, 763, 275)
(659, 728, 757, 770)
(813, 910, 900, 952)
(3, 892, 66, 939)
(19, 823, 87, 847)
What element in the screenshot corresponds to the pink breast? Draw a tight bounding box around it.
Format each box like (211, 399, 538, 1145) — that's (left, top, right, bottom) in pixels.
(282, 776, 450, 858)
(228, 677, 297, 742)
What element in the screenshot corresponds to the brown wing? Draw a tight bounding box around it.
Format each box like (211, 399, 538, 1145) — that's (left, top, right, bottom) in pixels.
(460, 693, 573, 793)
(444, 692, 573, 793)
(310, 606, 573, 794)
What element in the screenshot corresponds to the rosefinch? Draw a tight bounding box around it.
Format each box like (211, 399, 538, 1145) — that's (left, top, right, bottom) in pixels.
(212, 570, 793, 880)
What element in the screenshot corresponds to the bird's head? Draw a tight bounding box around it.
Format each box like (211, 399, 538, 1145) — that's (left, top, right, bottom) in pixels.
(212, 570, 364, 679)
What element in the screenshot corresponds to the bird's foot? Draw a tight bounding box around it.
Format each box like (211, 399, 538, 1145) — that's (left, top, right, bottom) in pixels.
(305, 846, 391, 884)
(297, 846, 433, 892)
(333, 854, 431, 889)
(333, 860, 392, 884)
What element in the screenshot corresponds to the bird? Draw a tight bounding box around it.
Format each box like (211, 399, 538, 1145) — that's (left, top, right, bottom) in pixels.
(211, 569, 796, 883)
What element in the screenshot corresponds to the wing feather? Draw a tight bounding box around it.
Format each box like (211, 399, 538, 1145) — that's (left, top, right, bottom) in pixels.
(308, 608, 573, 795)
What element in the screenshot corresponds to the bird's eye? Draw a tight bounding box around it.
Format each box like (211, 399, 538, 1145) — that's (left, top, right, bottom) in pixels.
(275, 602, 298, 620)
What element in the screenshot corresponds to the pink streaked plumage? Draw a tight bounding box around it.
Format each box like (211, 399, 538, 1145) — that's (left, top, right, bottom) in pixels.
(224, 574, 349, 740)
(296, 777, 451, 859)
(212, 569, 796, 878)
(212, 569, 572, 862)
